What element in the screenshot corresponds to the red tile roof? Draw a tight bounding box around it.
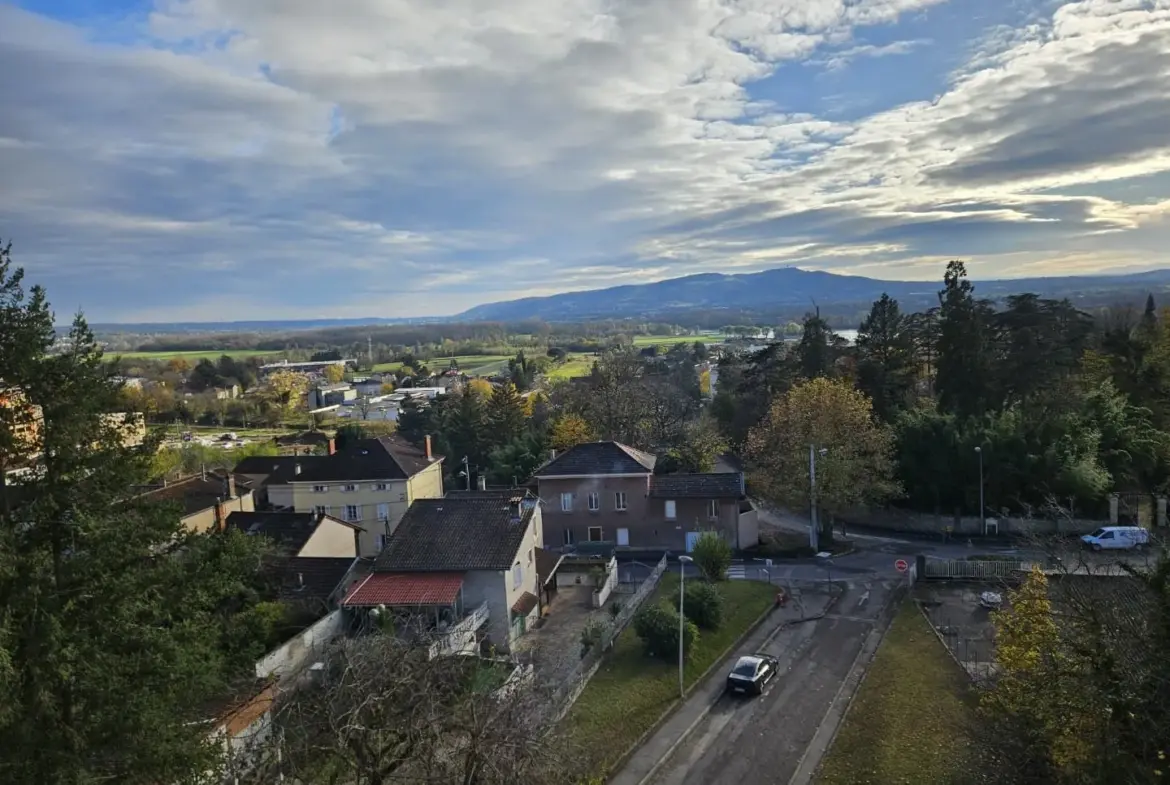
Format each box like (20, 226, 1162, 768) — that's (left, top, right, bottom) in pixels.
(343, 572, 464, 607)
(511, 591, 539, 615)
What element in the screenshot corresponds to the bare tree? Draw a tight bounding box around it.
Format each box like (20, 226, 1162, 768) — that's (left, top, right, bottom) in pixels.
(244, 634, 586, 785)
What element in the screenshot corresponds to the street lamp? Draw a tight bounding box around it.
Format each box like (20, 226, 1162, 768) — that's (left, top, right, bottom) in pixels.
(678, 554, 694, 698)
(975, 446, 985, 534)
(809, 446, 829, 552)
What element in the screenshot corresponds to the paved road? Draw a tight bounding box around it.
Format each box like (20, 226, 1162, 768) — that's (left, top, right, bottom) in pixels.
(648, 579, 898, 785)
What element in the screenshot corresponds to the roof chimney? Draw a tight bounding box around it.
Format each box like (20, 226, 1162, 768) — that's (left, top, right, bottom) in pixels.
(424, 434, 433, 461)
(549, 449, 557, 461)
(327, 438, 336, 456)
(225, 474, 237, 499)
(477, 475, 487, 491)
(294, 463, 302, 475)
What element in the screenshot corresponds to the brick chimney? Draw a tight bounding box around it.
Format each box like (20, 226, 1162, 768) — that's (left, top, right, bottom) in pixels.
(214, 499, 228, 531)
(424, 434, 433, 461)
(327, 438, 336, 456)
(225, 474, 237, 499)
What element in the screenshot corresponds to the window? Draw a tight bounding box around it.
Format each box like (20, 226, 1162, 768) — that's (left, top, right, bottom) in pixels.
(342, 483, 357, 493)
(345, 504, 360, 522)
(374, 482, 389, 491)
(314, 505, 326, 516)
(563, 528, 575, 546)
(312, 485, 328, 493)
(665, 500, 677, 520)
(512, 563, 523, 590)
(615, 492, 627, 511)
(376, 503, 390, 521)
(528, 548, 533, 564)
(561, 492, 573, 512)
(588, 526, 603, 542)
(708, 500, 720, 519)
(375, 534, 386, 552)
(588, 492, 600, 512)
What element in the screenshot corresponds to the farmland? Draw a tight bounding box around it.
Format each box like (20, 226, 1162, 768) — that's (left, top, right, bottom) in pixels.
(630, 332, 723, 347)
(112, 349, 282, 362)
(546, 353, 598, 379)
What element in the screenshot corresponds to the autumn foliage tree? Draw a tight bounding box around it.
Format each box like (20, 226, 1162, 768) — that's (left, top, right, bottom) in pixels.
(745, 377, 900, 540)
(550, 413, 595, 452)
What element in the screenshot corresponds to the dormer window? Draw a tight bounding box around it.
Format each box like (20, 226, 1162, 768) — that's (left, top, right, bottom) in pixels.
(342, 484, 357, 492)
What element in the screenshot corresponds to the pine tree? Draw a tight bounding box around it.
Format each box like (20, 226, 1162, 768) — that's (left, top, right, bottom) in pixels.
(935, 261, 995, 418)
(856, 294, 917, 420)
(0, 241, 270, 784)
(485, 382, 527, 450)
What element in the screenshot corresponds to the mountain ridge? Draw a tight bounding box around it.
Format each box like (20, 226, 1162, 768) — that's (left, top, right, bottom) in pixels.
(456, 266, 1170, 322)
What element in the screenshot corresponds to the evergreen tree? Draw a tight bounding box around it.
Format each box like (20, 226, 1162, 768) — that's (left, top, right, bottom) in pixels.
(0, 241, 271, 784)
(856, 294, 917, 421)
(935, 261, 995, 418)
(485, 382, 527, 450)
(794, 310, 839, 380)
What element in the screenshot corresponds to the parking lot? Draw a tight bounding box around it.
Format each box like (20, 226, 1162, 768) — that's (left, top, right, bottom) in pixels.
(915, 582, 1002, 682)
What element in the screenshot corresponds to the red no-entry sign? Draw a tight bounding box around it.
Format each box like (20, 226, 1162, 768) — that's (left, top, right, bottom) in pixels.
(894, 559, 909, 573)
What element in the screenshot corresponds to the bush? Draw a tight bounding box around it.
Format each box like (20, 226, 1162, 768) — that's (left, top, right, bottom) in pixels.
(671, 581, 724, 631)
(692, 531, 733, 581)
(580, 618, 608, 658)
(633, 603, 699, 661)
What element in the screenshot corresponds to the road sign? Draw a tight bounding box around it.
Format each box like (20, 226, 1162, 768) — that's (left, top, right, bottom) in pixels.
(895, 558, 909, 573)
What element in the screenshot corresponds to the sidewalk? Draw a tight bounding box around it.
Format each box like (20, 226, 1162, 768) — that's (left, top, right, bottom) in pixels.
(609, 590, 836, 785)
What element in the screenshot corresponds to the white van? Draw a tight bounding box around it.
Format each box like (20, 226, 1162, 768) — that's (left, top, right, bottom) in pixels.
(1080, 526, 1150, 551)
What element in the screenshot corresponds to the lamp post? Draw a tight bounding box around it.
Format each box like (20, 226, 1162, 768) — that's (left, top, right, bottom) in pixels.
(678, 554, 694, 698)
(461, 455, 471, 491)
(975, 446, 985, 533)
(809, 446, 828, 552)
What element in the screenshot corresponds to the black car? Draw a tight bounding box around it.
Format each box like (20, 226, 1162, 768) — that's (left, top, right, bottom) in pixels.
(726, 654, 779, 695)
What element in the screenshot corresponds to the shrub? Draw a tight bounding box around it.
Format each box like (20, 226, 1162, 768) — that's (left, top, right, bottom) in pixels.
(692, 531, 733, 581)
(633, 603, 699, 661)
(671, 581, 724, 631)
(609, 600, 622, 619)
(580, 618, 608, 658)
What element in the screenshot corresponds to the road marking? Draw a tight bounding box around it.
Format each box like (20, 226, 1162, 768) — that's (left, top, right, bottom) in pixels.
(855, 589, 870, 610)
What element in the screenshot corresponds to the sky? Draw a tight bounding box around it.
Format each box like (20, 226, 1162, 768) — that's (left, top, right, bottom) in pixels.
(2, 0, 1170, 323)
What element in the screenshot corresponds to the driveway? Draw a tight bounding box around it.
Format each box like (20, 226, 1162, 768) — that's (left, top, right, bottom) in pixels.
(516, 585, 604, 687)
(635, 579, 899, 785)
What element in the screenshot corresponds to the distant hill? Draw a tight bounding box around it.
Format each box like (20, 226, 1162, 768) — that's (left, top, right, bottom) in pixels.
(456, 267, 1170, 322)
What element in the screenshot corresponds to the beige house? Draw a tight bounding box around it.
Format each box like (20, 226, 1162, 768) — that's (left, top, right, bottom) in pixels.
(533, 441, 757, 552)
(283, 435, 444, 556)
(139, 472, 256, 533)
(343, 490, 544, 653)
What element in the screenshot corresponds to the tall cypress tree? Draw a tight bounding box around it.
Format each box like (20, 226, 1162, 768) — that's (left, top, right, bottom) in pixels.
(935, 261, 995, 419)
(0, 241, 269, 784)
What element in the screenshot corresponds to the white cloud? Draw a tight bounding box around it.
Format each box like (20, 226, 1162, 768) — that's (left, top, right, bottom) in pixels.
(0, 0, 1169, 321)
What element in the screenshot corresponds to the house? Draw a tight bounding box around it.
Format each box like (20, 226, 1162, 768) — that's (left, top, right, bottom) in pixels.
(102, 411, 146, 448)
(212, 384, 241, 400)
(283, 434, 445, 556)
(233, 453, 332, 509)
(342, 490, 544, 653)
(226, 510, 363, 611)
(137, 472, 256, 533)
(310, 383, 357, 409)
(533, 441, 757, 552)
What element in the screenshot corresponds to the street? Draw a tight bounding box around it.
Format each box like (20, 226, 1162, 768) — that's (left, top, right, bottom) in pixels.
(646, 580, 898, 785)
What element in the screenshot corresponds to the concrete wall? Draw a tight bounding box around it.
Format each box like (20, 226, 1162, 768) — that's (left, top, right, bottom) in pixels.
(254, 609, 344, 680)
(737, 505, 760, 550)
(267, 483, 294, 510)
(592, 558, 618, 608)
(300, 517, 359, 558)
(462, 570, 509, 653)
(839, 507, 1105, 537)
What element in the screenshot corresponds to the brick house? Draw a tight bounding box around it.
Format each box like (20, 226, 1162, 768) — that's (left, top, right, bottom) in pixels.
(533, 441, 757, 552)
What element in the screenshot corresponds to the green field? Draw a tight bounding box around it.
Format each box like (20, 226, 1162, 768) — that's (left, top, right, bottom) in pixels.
(546, 353, 597, 380)
(816, 601, 980, 785)
(114, 349, 282, 362)
(567, 574, 776, 775)
(631, 333, 723, 347)
(373, 355, 511, 376)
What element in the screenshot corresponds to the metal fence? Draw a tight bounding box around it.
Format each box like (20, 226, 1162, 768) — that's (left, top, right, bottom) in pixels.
(547, 554, 668, 721)
(922, 558, 1035, 580)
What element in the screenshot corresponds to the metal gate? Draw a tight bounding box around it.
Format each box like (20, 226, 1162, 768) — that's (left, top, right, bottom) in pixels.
(922, 559, 1034, 580)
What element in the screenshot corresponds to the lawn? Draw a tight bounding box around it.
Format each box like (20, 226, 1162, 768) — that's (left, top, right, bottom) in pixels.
(566, 574, 776, 774)
(546, 353, 598, 380)
(373, 355, 511, 376)
(815, 601, 980, 785)
(114, 349, 281, 361)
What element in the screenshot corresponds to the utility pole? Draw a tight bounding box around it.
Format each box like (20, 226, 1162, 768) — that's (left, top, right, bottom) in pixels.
(678, 555, 693, 698)
(975, 446, 985, 534)
(368, 336, 373, 366)
(809, 445, 827, 552)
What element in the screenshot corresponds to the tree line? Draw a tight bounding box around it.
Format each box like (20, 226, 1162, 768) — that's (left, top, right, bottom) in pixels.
(716, 261, 1169, 534)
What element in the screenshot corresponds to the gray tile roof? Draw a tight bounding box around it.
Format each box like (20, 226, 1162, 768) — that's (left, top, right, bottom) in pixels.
(233, 455, 330, 485)
(292, 435, 442, 483)
(278, 557, 357, 604)
(226, 511, 359, 556)
(373, 496, 537, 572)
(534, 441, 656, 477)
(649, 472, 744, 499)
